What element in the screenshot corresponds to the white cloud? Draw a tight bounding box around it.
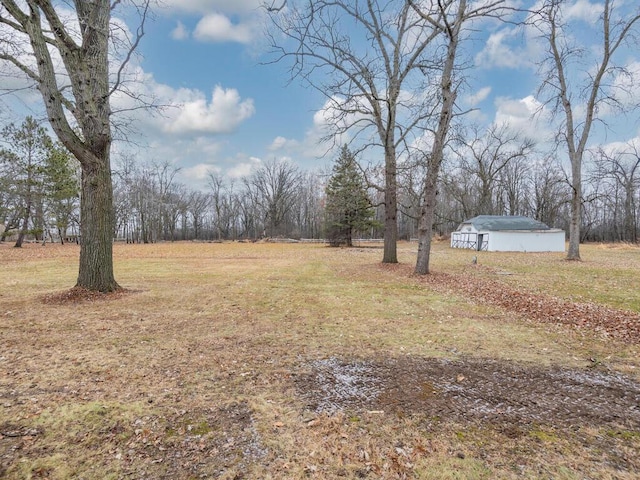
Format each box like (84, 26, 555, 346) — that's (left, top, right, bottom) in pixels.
(265, 131, 332, 168)
(193, 13, 253, 43)
(304, 98, 356, 156)
(464, 108, 490, 125)
(182, 163, 221, 182)
(268, 135, 299, 151)
(227, 156, 263, 178)
(159, 0, 263, 15)
(261, 101, 343, 163)
(493, 95, 551, 141)
(159, 0, 266, 44)
(409, 130, 435, 155)
(609, 61, 640, 110)
(312, 96, 369, 134)
(109, 70, 257, 188)
(269, 136, 287, 150)
(599, 139, 632, 156)
(171, 21, 189, 40)
(465, 86, 492, 107)
(103, 39, 260, 183)
(564, 0, 603, 23)
(0, 3, 272, 191)
(475, 28, 536, 69)
(163, 85, 255, 135)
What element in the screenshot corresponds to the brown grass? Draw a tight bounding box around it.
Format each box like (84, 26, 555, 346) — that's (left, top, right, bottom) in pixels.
(1, 240, 639, 479)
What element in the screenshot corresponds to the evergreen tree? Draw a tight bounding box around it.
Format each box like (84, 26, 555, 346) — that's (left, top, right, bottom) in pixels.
(43, 143, 80, 243)
(0, 149, 22, 241)
(324, 146, 378, 247)
(0, 117, 50, 247)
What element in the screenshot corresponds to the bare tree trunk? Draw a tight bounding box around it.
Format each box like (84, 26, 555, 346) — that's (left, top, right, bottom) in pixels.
(14, 197, 31, 248)
(567, 153, 582, 259)
(625, 185, 636, 243)
(383, 148, 398, 263)
(414, 0, 465, 275)
(266, 1, 451, 265)
(77, 160, 118, 291)
(415, 168, 439, 274)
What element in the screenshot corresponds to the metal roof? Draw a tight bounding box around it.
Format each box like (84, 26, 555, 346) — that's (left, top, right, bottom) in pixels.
(458, 215, 551, 231)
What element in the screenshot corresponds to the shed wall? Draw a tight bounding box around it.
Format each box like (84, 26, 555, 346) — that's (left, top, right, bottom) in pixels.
(487, 230, 565, 252)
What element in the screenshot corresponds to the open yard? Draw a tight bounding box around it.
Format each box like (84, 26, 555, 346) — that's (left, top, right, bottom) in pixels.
(1, 240, 639, 479)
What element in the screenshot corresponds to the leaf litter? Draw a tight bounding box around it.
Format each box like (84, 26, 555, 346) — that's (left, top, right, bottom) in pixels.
(417, 267, 640, 343)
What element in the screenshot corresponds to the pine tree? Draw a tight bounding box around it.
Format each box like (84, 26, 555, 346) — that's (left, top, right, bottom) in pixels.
(324, 146, 378, 247)
(1, 117, 50, 247)
(43, 143, 80, 243)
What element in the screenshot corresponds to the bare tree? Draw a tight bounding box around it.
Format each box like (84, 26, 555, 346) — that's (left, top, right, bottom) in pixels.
(112, 153, 138, 242)
(593, 145, 640, 242)
(497, 155, 531, 216)
(0, 1, 150, 291)
(163, 183, 188, 242)
(187, 190, 211, 241)
(151, 160, 181, 241)
(440, 164, 476, 222)
(397, 156, 428, 240)
(208, 172, 238, 241)
(296, 171, 325, 239)
(528, 159, 570, 229)
(266, 0, 448, 263)
(452, 124, 534, 216)
(531, 0, 640, 260)
(244, 159, 301, 238)
(236, 189, 259, 240)
(411, 0, 507, 275)
(132, 165, 156, 243)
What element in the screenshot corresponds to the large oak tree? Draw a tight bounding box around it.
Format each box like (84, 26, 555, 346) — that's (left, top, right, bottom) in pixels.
(0, 0, 148, 291)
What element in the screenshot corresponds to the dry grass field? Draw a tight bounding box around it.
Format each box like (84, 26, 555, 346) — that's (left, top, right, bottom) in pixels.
(1, 240, 639, 479)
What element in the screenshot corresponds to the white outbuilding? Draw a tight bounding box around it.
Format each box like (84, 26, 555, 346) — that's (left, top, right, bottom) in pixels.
(450, 215, 565, 252)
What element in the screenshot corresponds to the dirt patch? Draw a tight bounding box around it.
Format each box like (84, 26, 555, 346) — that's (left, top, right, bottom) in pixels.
(295, 356, 640, 429)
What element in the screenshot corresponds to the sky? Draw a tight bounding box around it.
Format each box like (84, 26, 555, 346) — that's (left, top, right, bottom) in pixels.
(2, 0, 640, 190)
(111, 0, 335, 185)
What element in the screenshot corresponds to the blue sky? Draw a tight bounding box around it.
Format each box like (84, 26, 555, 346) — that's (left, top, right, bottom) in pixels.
(142, 14, 318, 144)
(3, 0, 640, 190)
(113, 0, 333, 185)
